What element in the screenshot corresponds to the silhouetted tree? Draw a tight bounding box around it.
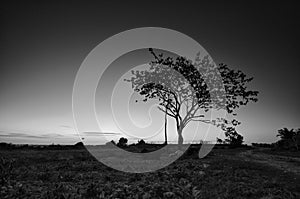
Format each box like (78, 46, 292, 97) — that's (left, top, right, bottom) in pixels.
(277, 128, 296, 140)
(125, 49, 258, 145)
(216, 137, 223, 144)
(276, 128, 299, 150)
(224, 127, 244, 146)
(137, 139, 146, 145)
(117, 137, 128, 148)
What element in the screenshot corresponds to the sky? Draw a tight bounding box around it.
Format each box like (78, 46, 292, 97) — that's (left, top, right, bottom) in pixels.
(0, 1, 299, 145)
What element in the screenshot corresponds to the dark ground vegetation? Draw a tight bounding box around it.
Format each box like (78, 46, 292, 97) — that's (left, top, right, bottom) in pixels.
(1, 144, 299, 199)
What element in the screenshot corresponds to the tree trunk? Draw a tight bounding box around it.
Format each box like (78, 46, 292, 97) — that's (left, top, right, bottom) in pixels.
(177, 126, 183, 145)
(164, 107, 168, 145)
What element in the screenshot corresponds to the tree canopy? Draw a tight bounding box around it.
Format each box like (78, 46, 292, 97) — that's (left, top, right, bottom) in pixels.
(276, 128, 300, 150)
(125, 49, 258, 144)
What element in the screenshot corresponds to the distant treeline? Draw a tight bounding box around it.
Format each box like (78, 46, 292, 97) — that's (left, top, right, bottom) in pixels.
(0, 142, 85, 150)
(252, 127, 300, 151)
(1, 127, 299, 151)
(251, 143, 275, 148)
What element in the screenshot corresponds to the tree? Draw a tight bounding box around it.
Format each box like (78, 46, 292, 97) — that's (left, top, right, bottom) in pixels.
(137, 139, 146, 145)
(117, 137, 128, 148)
(277, 127, 296, 140)
(224, 127, 244, 146)
(125, 49, 258, 145)
(276, 128, 299, 150)
(216, 137, 223, 144)
(164, 106, 168, 145)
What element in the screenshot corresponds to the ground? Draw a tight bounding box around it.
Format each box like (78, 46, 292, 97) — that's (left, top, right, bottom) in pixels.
(1, 147, 299, 198)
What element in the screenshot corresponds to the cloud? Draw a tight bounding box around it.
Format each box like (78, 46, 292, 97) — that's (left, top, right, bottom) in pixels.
(83, 132, 121, 136)
(60, 125, 73, 129)
(0, 130, 64, 139)
(0, 129, 120, 141)
(0, 132, 47, 139)
(43, 133, 64, 137)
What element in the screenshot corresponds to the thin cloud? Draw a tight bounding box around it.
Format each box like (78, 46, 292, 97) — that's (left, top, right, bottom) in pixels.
(0, 129, 119, 140)
(43, 133, 64, 137)
(0, 130, 64, 139)
(60, 125, 73, 129)
(0, 132, 47, 139)
(83, 132, 121, 136)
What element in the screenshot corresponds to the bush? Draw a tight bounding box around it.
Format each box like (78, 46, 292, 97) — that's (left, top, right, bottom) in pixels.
(137, 139, 146, 146)
(275, 128, 300, 151)
(74, 142, 84, 148)
(224, 127, 244, 147)
(117, 137, 128, 148)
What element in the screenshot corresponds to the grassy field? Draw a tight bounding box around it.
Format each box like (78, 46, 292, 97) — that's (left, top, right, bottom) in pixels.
(1, 147, 299, 198)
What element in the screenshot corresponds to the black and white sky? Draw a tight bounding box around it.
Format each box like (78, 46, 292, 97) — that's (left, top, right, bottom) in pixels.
(0, 1, 299, 144)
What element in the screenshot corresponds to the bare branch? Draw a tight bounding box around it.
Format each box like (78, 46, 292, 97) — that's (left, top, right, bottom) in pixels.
(157, 106, 176, 118)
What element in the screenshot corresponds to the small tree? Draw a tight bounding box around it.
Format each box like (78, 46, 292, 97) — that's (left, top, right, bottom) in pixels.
(125, 49, 258, 145)
(216, 137, 223, 144)
(277, 128, 296, 140)
(276, 128, 299, 150)
(224, 127, 244, 146)
(137, 139, 146, 145)
(117, 137, 128, 148)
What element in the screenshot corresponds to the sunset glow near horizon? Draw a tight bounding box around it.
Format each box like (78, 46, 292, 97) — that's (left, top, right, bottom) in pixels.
(1, 2, 299, 145)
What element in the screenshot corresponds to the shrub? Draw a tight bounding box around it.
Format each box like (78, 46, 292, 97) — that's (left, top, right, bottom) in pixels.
(137, 139, 146, 146)
(224, 127, 244, 147)
(275, 128, 300, 151)
(117, 137, 128, 148)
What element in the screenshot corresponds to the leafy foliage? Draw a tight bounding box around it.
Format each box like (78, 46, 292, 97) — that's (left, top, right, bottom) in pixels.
(276, 128, 300, 150)
(224, 127, 244, 146)
(117, 137, 128, 148)
(137, 139, 146, 145)
(216, 137, 223, 144)
(125, 49, 258, 144)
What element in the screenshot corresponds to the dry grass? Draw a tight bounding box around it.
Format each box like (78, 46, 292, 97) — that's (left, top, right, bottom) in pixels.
(0, 147, 299, 198)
